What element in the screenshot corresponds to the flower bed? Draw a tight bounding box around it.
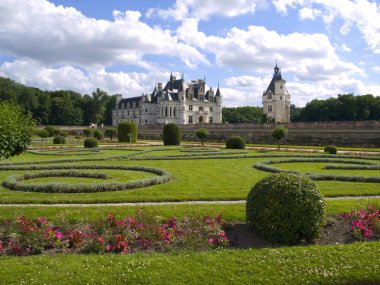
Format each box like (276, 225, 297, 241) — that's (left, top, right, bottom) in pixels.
(0, 212, 228, 256)
(339, 205, 380, 240)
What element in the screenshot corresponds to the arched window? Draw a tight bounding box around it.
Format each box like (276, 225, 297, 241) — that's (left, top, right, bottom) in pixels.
(173, 107, 176, 117)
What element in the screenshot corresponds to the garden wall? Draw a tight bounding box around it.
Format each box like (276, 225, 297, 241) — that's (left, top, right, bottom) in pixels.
(137, 121, 380, 147)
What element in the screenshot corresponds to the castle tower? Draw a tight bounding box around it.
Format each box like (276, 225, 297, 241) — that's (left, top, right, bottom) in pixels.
(262, 63, 291, 123)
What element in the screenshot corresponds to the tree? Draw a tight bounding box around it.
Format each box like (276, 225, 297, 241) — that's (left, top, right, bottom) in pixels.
(83, 128, 93, 138)
(195, 128, 209, 146)
(0, 101, 36, 159)
(272, 126, 288, 150)
(35, 129, 49, 148)
(104, 128, 117, 142)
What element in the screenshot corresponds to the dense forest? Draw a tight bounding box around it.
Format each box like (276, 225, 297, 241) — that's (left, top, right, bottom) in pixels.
(292, 94, 380, 122)
(222, 106, 266, 123)
(0, 77, 116, 126)
(0, 77, 379, 125)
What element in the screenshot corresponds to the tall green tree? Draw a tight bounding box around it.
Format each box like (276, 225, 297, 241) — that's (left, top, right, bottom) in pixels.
(0, 101, 36, 159)
(195, 128, 209, 146)
(272, 126, 288, 150)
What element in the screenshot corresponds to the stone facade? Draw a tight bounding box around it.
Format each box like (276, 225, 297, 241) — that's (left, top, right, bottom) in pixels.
(262, 64, 291, 123)
(112, 74, 222, 126)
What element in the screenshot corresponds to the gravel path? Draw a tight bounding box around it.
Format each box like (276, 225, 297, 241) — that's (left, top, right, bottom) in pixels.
(0, 195, 379, 207)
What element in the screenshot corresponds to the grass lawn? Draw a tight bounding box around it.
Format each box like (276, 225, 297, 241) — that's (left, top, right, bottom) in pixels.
(0, 242, 379, 285)
(0, 144, 379, 284)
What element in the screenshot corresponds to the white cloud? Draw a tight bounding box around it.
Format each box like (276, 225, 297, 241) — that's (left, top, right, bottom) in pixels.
(177, 19, 363, 81)
(299, 7, 321, 20)
(372, 66, 380, 73)
(272, 0, 380, 52)
(149, 0, 266, 21)
(0, 0, 209, 69)
(0, 59, 172, 97)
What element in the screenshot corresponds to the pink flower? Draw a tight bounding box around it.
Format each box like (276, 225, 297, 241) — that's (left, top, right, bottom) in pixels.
(38, 217, 47, 224)
(54, 231, 62, 239)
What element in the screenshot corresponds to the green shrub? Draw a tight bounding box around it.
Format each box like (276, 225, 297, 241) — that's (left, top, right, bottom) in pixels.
(83, 128, 93, 138)
(324, 145, 337, 154)
(118, 122, 137, 143)
(226, 136, 245, 149)
(93, 129, 103, 140)
(163, 123, 181, 146)
(84, 138, 98, 148)
(246, 173, 326, 244)
(60, 131, 69, 137)
(44, 126, 59, 137)
(53, 135, 66, 144)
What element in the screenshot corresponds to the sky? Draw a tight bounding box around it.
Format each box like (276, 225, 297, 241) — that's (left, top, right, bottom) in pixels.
(0, 0, 379, 107)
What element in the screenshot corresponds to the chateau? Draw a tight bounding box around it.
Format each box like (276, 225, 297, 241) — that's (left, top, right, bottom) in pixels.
(262, 63, 291, 123)
(112, 74, 222, 126)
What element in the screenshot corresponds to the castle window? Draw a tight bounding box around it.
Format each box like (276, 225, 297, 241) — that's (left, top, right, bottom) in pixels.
(127, 102, 130, 108)
(199, 106, 203, 111)
(280, 86, 283, 89)
(210, 107, 213, 112)
(209, 117, 213, 123)
(189, 115, 193, 123)
(133, 102, 136, 108)
(165, 107, 168, 117)
(140, 110, 142, 115)
(121, 103, 124, 109)
(268, 93, 272, 99)
(145, 119, 148, 123)
(128, 111, 130, 116)
(145, 108, 148, 113)
(268, 105, 272, 112)
(189, 105, 193, 111)
(173, 107, 176, 117)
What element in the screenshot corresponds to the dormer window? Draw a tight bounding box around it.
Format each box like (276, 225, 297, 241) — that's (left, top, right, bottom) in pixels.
(133, 102, 136, 108)
(268, 93, 272, 100)
(127, 102, 130, 108)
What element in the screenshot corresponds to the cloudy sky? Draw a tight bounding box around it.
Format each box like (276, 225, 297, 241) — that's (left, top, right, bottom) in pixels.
(0, 0, 379, 107)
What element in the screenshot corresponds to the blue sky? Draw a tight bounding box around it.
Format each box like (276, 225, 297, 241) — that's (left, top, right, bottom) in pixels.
(0, 0, 379, 107)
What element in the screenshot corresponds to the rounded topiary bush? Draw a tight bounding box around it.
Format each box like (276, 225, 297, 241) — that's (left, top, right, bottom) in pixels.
(118, 122, 137, 143)
(163, 123, 181, 146)
(44, 126, 59, 137)
(226, 136, 245, 149)
(246, 173, 325, 244)
(53, 135, 66, 144)
(84, 138, 98, 148)
(324, 145, 337, 154)
(93, 129, 103, 140)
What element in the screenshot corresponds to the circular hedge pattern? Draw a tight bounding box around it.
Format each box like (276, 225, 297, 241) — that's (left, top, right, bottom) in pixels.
(28, 148, 102, 156)
(2, 165, 171, 193)
(246, 173, 326, 244)
(254, 157, 380, 183)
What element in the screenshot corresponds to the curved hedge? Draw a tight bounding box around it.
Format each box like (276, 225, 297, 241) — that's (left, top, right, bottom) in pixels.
(2, 165, 172, 193)
(246, 173, 326, 244)
(118, 122, 137, 143)
(253, 157, 380, 183)
(226, 136, 245, 149)
(163, 123, 181, 145)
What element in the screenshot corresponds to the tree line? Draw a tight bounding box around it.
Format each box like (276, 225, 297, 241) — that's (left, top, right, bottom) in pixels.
(0, 77, 116, 126)
(1, 77, 379, 125)
(291, 94, 380, 122)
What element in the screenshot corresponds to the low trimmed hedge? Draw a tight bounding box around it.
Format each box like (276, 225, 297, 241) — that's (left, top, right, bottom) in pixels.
(2, 165, 172, 193)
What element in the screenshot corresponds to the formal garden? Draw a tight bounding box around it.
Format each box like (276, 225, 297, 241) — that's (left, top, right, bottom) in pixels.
(0, 103, 380, 284)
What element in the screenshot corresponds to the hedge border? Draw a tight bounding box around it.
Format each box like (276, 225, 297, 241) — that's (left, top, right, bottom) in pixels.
(254, 157, 380, 183)
(2, 165, 172, 193)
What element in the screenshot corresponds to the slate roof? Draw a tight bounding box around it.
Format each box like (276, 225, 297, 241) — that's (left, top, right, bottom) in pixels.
(265, 64, 284, 94)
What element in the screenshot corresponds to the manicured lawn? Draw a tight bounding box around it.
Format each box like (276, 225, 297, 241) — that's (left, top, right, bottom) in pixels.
(0, 144, 379, 284)
(0, 242, 379, 285)
(0, 198, 378, 222)
(0, 147, 379, 203)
